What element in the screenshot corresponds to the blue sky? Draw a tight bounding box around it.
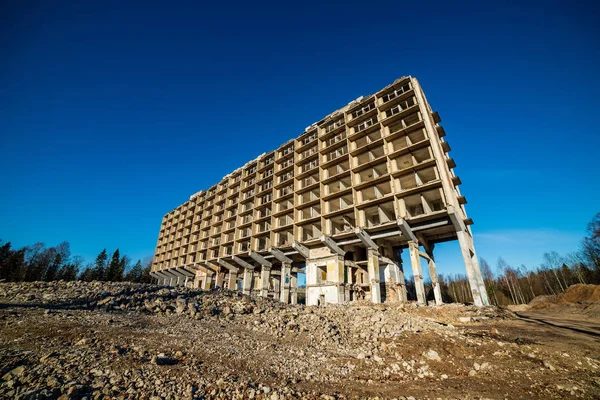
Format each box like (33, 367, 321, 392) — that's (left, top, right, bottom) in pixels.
(1, 1, 598, 276)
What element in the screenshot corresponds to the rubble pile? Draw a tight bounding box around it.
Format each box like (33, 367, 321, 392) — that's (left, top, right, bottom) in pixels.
(1, 281, 599, 399)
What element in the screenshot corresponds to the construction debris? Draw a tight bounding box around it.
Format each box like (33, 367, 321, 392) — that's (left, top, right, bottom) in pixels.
(0, 281, 599, 399)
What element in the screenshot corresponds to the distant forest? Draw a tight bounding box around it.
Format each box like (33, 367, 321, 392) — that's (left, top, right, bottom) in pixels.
(1, 211, 598, 307)
(0, 242, 152, 284)
(415, 211, 600, 306)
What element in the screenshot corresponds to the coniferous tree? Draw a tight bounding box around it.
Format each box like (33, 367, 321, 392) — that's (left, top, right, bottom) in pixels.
(106, 249, 121, 281)
(91, 249, 108, 281)
(125, 260, 144, 282)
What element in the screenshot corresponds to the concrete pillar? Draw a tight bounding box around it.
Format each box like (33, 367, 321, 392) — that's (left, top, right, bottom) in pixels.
(345, 265, 353, 301)
(227, 271, 238, 291)
(457, 230, 490, 306)
(367, 248, 382, 304)
(242, 268, 253, 295)
(426, 248, 443, 305)
(202, 274, 212, 290)
(280, 262, 291, 303)
(215, 272, 224, 288)
(408, 241, 426, 305)
(290, 273, 298, 305)
(398, 265, 408, 302)
(272, 275, 280, 299)
(260, 266, 271, 297)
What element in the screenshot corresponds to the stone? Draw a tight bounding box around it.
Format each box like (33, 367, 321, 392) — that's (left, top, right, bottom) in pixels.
(424, 350, 441, 362)
(2, 366, 25, 381)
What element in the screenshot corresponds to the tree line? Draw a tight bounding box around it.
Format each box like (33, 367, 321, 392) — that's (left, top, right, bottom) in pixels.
(0, 241, 152, 284)
(418, 212, 600, 306)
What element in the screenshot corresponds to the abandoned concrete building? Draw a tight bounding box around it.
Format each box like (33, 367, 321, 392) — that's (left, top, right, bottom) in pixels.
(150, 76, 490, 307)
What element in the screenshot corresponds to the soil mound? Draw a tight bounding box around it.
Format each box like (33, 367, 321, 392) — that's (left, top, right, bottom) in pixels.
(557, 284, 600, 304)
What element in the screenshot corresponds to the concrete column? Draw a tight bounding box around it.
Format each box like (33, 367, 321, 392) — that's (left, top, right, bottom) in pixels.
(202, 274, 212, 290)
(367, 248, 382, 304)
(345, 265, 353, 302)
(273, 275, 281, 299)
(242, 268, 253, 295)
(408, 241, 426, 305)
(215, 272, 224, 288)
(260, 266, 271, 298)
(393, 251, 408, 303)
(290, 273, 298, 305)
(280, 262, 291, 303)
(426, 248, 443, 305)
(457, 230, 490, 306)
(227, 271, 238, 291)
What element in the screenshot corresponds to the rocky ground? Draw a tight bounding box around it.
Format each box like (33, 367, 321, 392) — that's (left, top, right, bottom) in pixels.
(0, 281, 599, 399)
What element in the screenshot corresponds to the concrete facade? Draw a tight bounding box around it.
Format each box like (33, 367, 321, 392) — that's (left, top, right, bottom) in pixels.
(150, 76, 490, 307)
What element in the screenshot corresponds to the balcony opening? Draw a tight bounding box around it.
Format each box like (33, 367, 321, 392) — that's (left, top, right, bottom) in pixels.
(352, 130, 382, 150)
(239, 241, 250, 252)
(300, 223, 322, 242)
(326, 193, 353, 213)
(279, 184, 294, 197)
(298, 188, 320, 205)
(276, 230, 294, 247)
(422, 189, 445, 213)
(326, 132, 346, 147)
(362, 202, 395, 228)
(276, 198, 294, 212)
(328, 212, 355, 235)
(357, 181, 392, 203)
(392, 153, 414, 171)
(325, 118, 345, 133)
(384, 97, 416, 118)
(326, 145, 348, 162)
(381, 83, 411, 103)
(404, 194, 425, 218)
(354, 115, 379, 134)
(277, 212, 293, 227)
(411, 147, 430, 164)
(354, 145, 385, 166)
(388, 112, 421, 134)
(257, 220, 271, 233)
(407, 128, 427, 144)
(324, 176, 351, 196)
(351, 102, 376, 119)
(355, 162, 388, 185)
(256, 236, 270, 251)
(301, 173, 319, 189)
(324, 160, 350, 179)
(299, 205, 321, 221)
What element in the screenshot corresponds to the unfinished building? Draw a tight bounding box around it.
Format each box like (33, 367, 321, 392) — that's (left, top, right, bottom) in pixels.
(150, 76, 490, 307)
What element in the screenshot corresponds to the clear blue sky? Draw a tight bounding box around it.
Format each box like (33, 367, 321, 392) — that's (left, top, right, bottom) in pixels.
(1, 1, 598, 276)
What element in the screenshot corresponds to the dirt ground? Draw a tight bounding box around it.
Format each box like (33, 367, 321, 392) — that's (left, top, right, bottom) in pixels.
(1, 307, 598, 399)
(1, 282, 599, 399)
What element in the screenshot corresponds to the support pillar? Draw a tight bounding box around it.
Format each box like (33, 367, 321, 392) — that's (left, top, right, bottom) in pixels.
(345, 265, 353, 302)
(202, 274, 212, 290)
(290, 273, 298, 304)
(394, 251, 408, 303)
(367, 248, 382, 304)
(408, 241, 426, 305)
(280, 262, 291, 304)
(242, 268, 253, 295)
(227, 271, 238, 291)
(273, 275, 280, 300)
(260, 266, 271, 298)
(457, 230, 490, 306)
(426, 247, 443, 305)
(215, 271, 224, 288)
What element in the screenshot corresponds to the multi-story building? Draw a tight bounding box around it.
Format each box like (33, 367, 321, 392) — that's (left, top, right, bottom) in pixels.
(150, 76, 490, 307)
